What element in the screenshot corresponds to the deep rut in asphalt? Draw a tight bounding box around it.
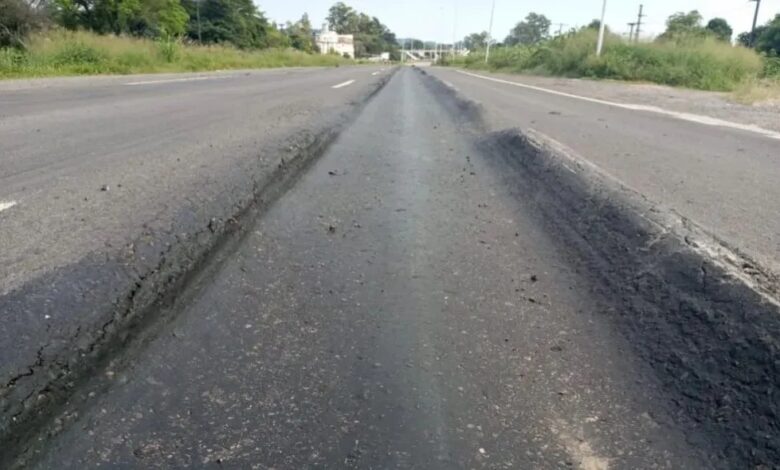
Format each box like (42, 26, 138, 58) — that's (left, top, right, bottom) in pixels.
(12, 68, 780, 469)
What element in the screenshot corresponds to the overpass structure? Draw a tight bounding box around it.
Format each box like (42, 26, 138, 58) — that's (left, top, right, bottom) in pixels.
(401, 48, 468, 63)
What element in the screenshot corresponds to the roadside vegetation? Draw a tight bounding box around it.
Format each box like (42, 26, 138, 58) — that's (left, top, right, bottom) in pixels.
(0, 0, 399, 78)
(447, 10, 780, 102)
(0, 30, 349, 78)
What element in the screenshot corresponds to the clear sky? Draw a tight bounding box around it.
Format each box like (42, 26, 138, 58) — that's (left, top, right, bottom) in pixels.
(260, 0, 778, 43)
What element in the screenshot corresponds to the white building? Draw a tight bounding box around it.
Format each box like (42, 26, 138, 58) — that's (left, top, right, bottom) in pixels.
(316, 24, 355, 58)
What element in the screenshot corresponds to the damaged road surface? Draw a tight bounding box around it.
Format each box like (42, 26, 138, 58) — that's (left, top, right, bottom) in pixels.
(0, 66, 394, 453)
(6, 67, 780, 468)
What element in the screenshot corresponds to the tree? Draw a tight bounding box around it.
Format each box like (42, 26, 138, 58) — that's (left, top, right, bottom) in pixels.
(325, 2, 398, 58)
(463, 31, 488, 50)
(326, 2, 356, 34)
(755, 14, 780, 56)
(0, 0, 44, 48)
(737, 27, 764, 48)
(586, 19, 601, 30)
(49, 0, 188, 37)
(181, 0, 272, 48)
(505, 12, 550, 46)
(705, 17, 732, 42)
(285, 13, 316, 52)
(658, 10, 705, 41)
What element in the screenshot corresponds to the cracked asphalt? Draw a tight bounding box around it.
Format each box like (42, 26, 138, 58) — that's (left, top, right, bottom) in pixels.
(0, 67, 392, 442)
(18, 68, 722, 469)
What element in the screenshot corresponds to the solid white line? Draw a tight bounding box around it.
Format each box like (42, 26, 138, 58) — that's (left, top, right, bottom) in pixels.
(332, 79, 356, 89)
(0, 200, 18, 213)
(456, 70, 780, 141)
(124, 76, 225, 86)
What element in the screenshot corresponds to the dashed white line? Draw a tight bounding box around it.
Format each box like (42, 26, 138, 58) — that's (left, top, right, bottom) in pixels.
(456, 70, 780, 141)
(372, 71, 380, 76)
(124, 76, 227, 86)
(0, 200, 18, 213)
(332, 79, 356, 89)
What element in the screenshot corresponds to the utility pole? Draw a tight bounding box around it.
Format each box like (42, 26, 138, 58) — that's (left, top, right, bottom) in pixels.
(750, 0, 762, 46)
(627, 23, 636, 42)
(485, 0, 496, 64)
(596, 0, 607, 56)
(555, 23, 567, 36)
(634, 4, 645, 43)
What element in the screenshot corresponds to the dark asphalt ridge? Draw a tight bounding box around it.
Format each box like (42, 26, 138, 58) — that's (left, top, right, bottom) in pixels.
(420, 68, 780, 466)
(9, 67, 776, 468)
(0, 69, 396, 463)
(425, 68, 780, 279)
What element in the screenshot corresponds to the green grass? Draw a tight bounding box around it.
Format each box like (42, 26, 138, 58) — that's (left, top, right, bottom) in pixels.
(442, 30, 767, 93)
(0, 30, 351, 79)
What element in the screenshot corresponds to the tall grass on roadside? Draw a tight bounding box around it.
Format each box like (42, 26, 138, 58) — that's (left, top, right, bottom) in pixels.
(0, 30, 350, 79)
(442, 30, 765, 92)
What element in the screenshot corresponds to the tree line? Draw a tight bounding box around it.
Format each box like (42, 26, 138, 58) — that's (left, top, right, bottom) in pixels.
(325, 2, 399, 59)
(1, 0, 400, 58)
(461, 10, 780, 57)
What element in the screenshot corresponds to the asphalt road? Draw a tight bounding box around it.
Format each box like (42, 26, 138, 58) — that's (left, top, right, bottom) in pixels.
(5, 66, 780, 468)
(20, 68, 721, 469)
(424, 67, 780, 275)
(0, 66, 392, 426)
(0, 66, 389, 293)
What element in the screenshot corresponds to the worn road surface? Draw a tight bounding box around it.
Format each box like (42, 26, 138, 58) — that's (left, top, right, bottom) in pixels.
(425, 68, 780, 275)
(5, 66, 780, 468)
(16, 68, 727, 469)
(0, 66, 392, 430)
(0, 66, 388, 293)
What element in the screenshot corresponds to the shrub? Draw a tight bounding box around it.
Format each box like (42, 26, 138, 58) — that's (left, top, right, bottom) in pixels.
(51, 42, 107, 66)
(156, 36, 179, 62)
(763, 57, 780, 78)
(0, 29, 351, 78)
(446, 31, 764, 92)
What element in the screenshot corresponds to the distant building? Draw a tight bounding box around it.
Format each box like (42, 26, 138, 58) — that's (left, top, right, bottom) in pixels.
(316, 24, 355, 58)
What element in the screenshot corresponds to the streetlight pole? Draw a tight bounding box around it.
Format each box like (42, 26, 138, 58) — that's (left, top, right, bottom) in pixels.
(596, 0, 607, 56)
(485, 0, 496, 64)
(750, 0, 762, 46)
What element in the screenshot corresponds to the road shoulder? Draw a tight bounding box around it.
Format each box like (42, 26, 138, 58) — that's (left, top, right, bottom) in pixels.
(443, 68, 780, 133)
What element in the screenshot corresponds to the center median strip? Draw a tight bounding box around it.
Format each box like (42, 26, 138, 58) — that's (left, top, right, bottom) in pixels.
(0, 201, 17, 213)
(124, 75, 232, 86)
(332, 79, 356, 89)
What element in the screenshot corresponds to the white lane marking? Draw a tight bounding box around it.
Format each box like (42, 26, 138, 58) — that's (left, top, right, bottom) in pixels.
(372, 71, 380, 76)
(0, 200, 18, 213)
(124, 76, 227, 86)
(456, 70, 780, 141)
(332, 79, 356, 89)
